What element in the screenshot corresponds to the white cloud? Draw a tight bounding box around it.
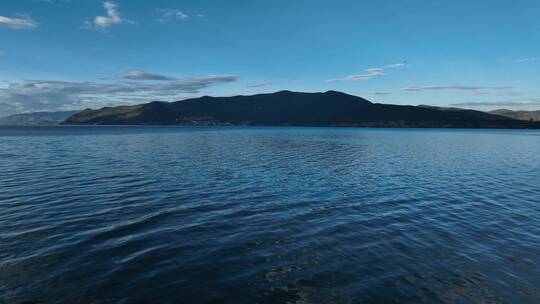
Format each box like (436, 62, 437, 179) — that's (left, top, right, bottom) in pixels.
(121, 70, 176, 81)
(402, 85, 514, 91)
(326, 62, 406, 82)
(0, 14, 38, 29)
(513, 57, 540, 63)
(327, 68, 385, 82)
(156, 9, 190, 24)
(84, 1, 133, 31)
(246, 81, 272, 88)
(0, 75, 238, 116)
(365, 68, 385, 75)
(385, 63, 408, 69)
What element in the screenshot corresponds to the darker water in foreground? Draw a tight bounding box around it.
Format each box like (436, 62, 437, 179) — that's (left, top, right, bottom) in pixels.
(1, 126, 539, 304)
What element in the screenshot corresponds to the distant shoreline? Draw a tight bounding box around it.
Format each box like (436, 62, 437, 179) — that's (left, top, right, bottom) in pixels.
(3, 124, 540, 131)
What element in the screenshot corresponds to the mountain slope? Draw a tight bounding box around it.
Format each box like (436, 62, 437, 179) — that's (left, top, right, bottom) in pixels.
(418, 105, 510, 121)
(0, 111, 79, 126)
(64, 91, 540, 128)
(489, 109, 540, 122)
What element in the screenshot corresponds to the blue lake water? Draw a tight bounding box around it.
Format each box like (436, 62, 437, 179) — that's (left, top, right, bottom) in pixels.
(1, 126, 539, 303)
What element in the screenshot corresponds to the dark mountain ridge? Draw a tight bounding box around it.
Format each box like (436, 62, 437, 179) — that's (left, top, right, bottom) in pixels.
(64, 91, 540, 128)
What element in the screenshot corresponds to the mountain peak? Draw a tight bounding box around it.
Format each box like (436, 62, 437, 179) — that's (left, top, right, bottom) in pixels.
(324, 90, 343, 94)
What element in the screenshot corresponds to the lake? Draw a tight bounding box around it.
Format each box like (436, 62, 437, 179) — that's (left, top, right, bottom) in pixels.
(1, 126, 539, 303)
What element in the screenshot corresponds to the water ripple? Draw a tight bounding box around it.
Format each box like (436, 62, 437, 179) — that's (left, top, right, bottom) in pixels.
(1, 126, 539, 303)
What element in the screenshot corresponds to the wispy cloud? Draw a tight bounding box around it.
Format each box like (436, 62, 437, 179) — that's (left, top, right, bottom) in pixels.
(0, 49, 6, 56)
(326, 62, 407, 82)
(32, 0, 71, 3)
(327, 68, 384, 82)
(121, 70, 176, 81)
(246, 81, 272, 88)
(472, 90, 524, 97)
(0, 75, 238, 116)
(370, 91, 391, 96)
(84, 1, 133, 31)
(156, 9, 190, 23)
(385, 63, 408, 69)
(513, 57, 540, 63)
(402, 85, 514, 91)
(450, 99, 540, 107)
(0, 14, 38, 29)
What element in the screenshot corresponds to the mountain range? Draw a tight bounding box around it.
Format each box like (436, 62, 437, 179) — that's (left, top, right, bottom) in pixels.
(489, 109, 540, 122)
(0, 111, 78, 126)
(64, 91, 540, 128)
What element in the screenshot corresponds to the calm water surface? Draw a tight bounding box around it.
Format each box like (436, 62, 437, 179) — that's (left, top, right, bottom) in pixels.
(1, 126, 539, 304)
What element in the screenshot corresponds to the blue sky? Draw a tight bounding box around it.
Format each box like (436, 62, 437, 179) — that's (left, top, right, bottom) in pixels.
(1, 0, 539, 116)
